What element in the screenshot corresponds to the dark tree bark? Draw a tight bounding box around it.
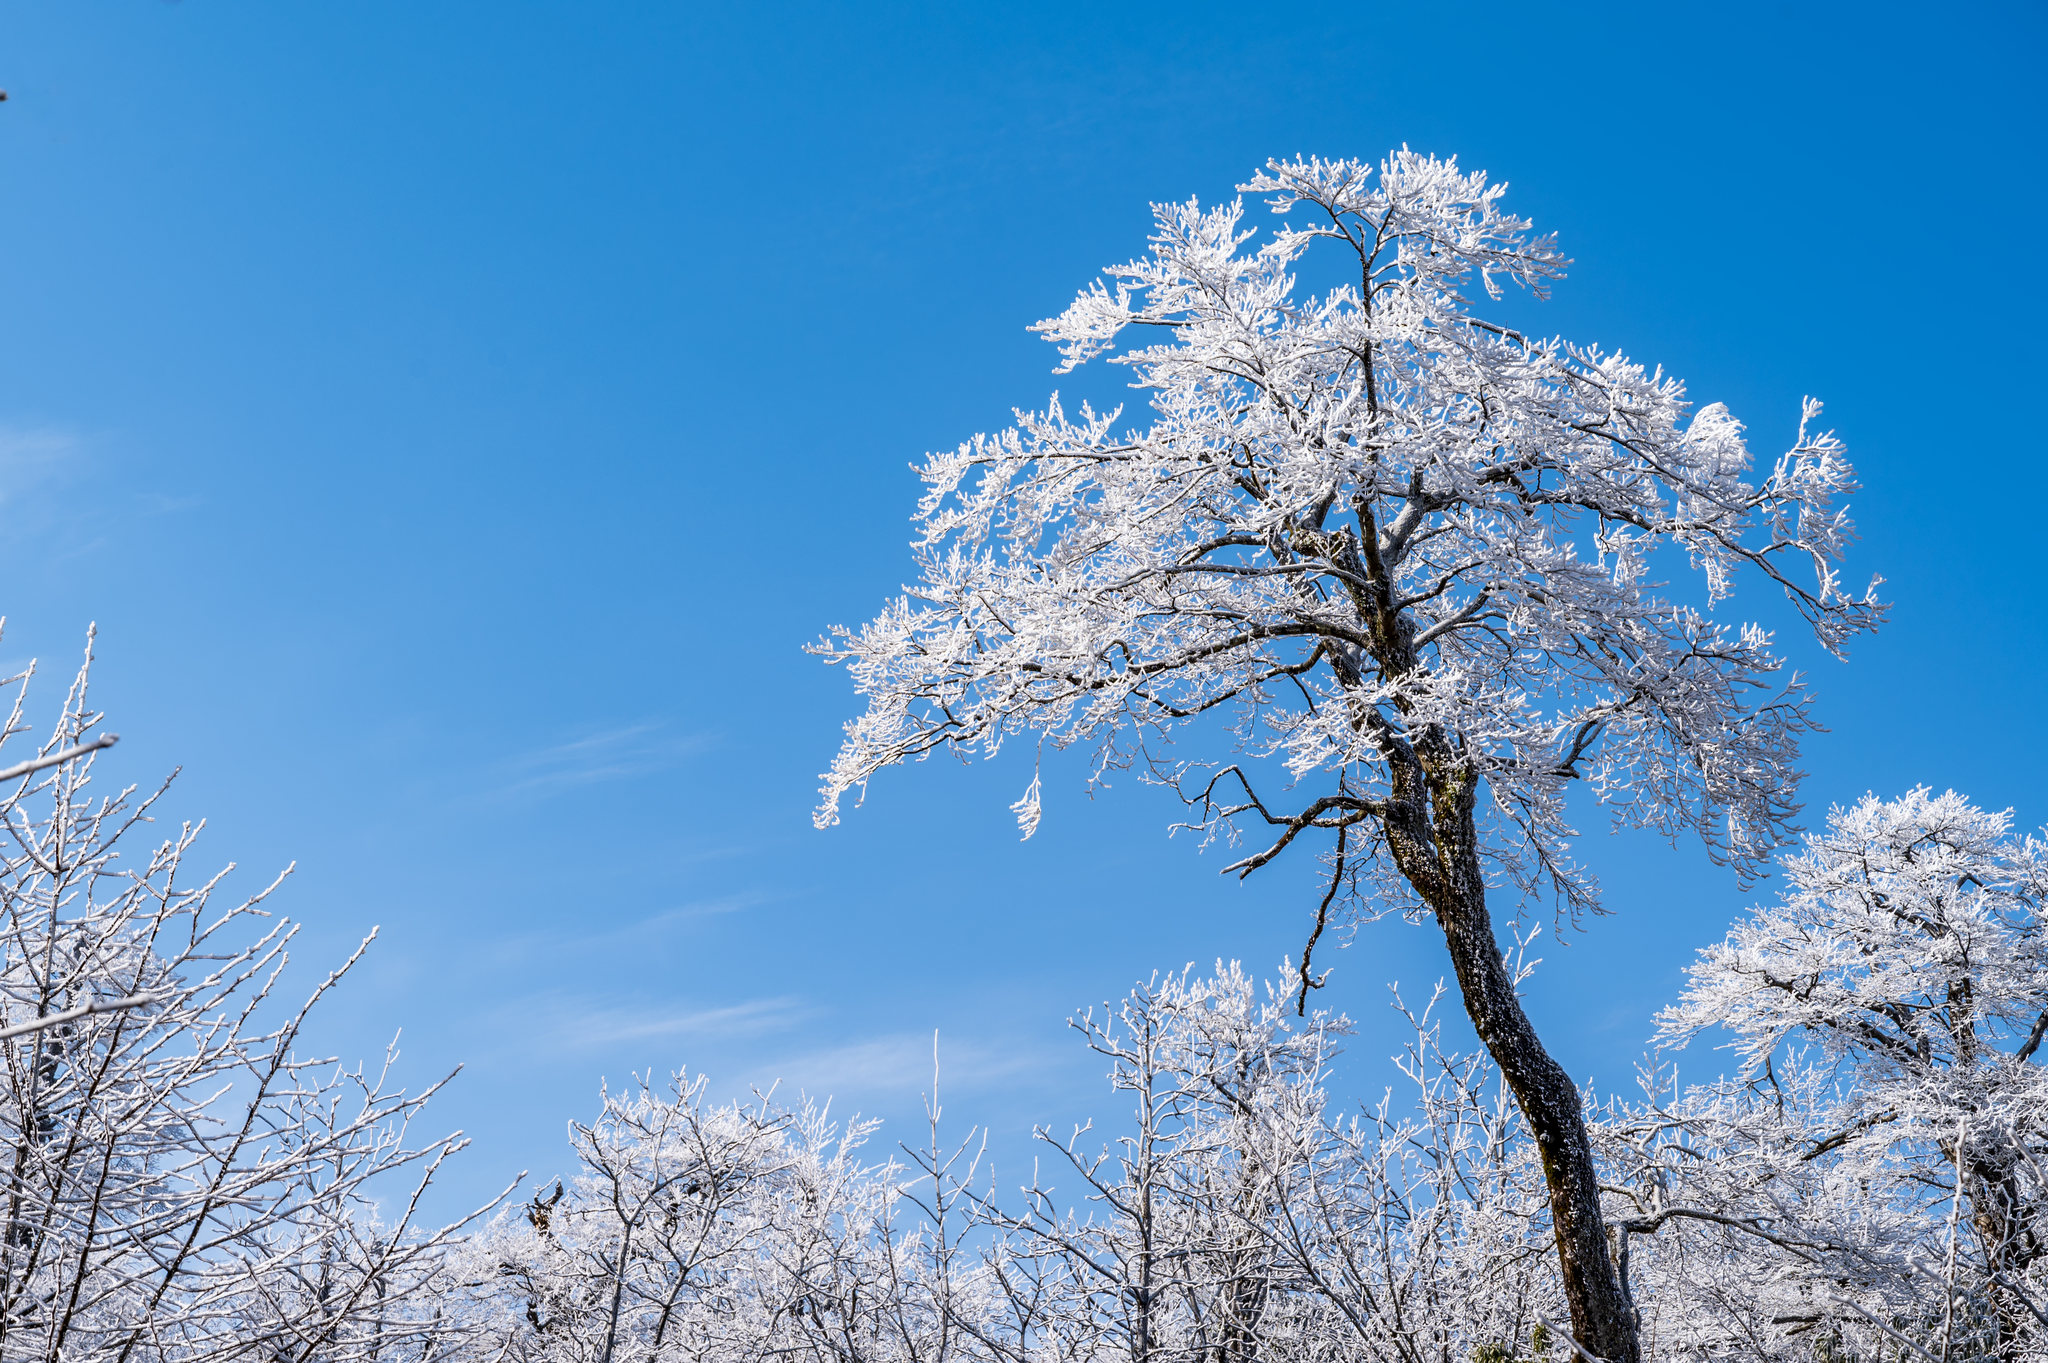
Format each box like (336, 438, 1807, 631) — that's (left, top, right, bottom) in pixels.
(1327, 504, 1642, 1362)
(1368, 746, 1639, 1362)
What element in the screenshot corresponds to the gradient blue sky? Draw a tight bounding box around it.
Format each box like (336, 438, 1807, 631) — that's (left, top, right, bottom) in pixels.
(0, 2, 2042, 1210)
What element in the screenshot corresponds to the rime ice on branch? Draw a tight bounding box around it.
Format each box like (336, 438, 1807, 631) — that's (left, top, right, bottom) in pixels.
(0, 633, 493, 1363)
(815, 150, 1883, 1363)
(815, 150, 1879, 901)
(1659, 789, 2048, 1357)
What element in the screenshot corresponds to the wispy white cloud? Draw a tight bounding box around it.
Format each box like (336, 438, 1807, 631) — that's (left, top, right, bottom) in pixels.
(620, 892, 768, 931)
(521, 993, 814, 1053)
(469, 892, 775, 971)
(760, 1030, 1055, 1103)
(0, 425, 83, 506)
(135, 491, 205, 516)
(488, 722, 710, 801)
(0, 422, 207, 525)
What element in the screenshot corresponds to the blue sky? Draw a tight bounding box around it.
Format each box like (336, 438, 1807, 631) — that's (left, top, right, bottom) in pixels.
(0, 2, 2042, 1210)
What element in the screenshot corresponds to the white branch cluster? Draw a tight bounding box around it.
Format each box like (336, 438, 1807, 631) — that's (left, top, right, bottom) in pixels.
(1649, 788, 2048, 1357)
(460, 946, 2048, 1362)
(0, 632, 494, 1363)
(8, 651, 2014, 1363)
(816, 149, 1883, 909)
(458, 965, 1575, 1363)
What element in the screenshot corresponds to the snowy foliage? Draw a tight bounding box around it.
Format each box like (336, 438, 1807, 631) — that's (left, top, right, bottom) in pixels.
(464, 965, 1582, 1363)
(814, 148, 1888, 1361)
(463, 1071, 899, 1361)
(0, 636, 487, 1363)
(13, 142, 2013, 1358)
(462, 947, 2048, 1362)
(815, 149, 1883, 911)
(4, 661, 2031, 1363)
(1654, 789, 2048, 1358)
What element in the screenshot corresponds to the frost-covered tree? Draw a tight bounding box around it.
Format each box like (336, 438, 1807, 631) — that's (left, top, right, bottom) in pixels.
(467, 1070, 920, 1363)
(984, 966, 1565, 1362)
(460, 966, 1574, 1363)
(468, 952, 2048, 1361)
(1586, 1054, 1956, 1360)
(0, 633, 488, 1362)
(815, 149, 1882, 1359)
(1659, 789, 2048, 1359)
(979, 966, 1345, 1361)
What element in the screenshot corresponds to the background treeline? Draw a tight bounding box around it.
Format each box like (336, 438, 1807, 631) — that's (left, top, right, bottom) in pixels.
(2, 647, 2043, 1362)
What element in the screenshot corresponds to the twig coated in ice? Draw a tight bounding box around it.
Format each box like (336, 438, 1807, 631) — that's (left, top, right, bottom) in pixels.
(0, 731, 117, 784)
(0, 991, 159, 1042)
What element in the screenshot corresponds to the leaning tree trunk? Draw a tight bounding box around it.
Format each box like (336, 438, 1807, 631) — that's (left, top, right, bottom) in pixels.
(1336, 510, 1642, 1363)
(1381, 735, 1641, 1363)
